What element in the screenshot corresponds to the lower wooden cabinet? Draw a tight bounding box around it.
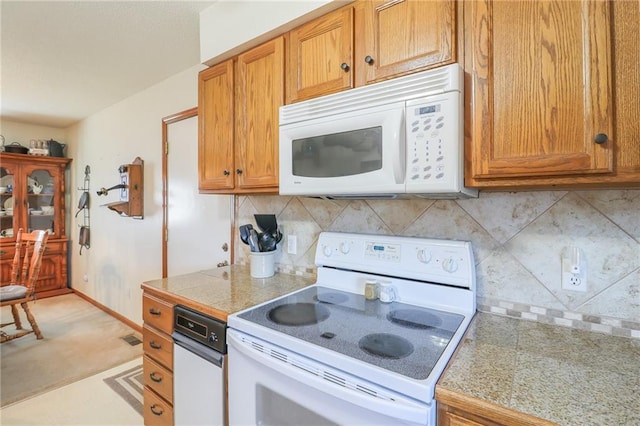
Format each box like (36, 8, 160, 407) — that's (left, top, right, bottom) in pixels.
(143, 386, 174, 426)
(143, 355, 173, 404)
(436, 388, 556, 426)
(142, 292, 175, 426)
(1, 238, 70, 298)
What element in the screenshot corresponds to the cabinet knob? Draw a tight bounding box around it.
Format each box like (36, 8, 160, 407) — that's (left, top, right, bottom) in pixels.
(223, 169, 230, 176)
(594, 133, 608, 144)
(236, 169, 243, 175)
(364, 55, 374, 65)
(340, 62, 350, 72)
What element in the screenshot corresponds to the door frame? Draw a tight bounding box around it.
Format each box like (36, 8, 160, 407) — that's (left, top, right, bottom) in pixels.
(161, 107, 197, 278)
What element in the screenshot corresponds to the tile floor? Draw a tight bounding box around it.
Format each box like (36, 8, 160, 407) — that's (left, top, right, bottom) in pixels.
(0, 358, 143, 426)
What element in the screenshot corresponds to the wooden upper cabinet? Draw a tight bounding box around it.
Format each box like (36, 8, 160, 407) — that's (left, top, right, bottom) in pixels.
(198, 60, 234, 191)
(235, 36, 284, 191)
(287, 0, 455, 103)
(354, 0, 456, 87)
(466, 0, 615, 186)
(198, 36, 284, 194)
(286, 6, 354, 104)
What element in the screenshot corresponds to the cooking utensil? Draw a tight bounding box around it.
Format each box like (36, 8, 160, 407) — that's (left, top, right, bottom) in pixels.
(259, 232, 277, 252)
(239, 224, 253, 245)
(75, 191, 89, 217)
(79, 226, 90, 255)
(254, 214, 278, 233)
(248, 229, 260, 252)
(4, 142, 29, 154)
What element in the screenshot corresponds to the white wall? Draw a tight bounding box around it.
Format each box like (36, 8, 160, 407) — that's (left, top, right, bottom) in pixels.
(65, 64, 205, 324)
(0, 120, 66, 146)
(199, 0, 347, 64)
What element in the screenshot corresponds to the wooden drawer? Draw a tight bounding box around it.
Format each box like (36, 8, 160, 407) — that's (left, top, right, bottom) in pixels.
(143, 386, 173, 426)
(143, 324, 173, 370)
(143, 355, 173, 404)
(143, 293, 174, 335)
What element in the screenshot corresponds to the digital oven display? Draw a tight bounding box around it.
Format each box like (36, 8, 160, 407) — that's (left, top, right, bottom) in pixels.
(416, 104, 440, 115)
(365, 242, 400, 262)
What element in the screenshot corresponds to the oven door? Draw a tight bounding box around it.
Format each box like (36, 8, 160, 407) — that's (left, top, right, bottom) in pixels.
(228, 329, 433, 426)
(279, 102, 406, 197)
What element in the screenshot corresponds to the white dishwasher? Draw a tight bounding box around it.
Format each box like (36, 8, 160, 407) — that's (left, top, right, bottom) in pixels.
(173, 305, 227, 426)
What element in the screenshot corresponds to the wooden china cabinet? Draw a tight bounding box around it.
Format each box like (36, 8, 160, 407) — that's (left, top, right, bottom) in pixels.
(0, 152, 72, 298)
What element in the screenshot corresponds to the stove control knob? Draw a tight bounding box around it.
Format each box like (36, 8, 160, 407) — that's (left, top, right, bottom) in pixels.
(322, 245, 333, 257)
(209, 332, 218, 344)
(442, 258, 458, 273)
(339, 242, 350, 254)
(417, 249, 431, 264)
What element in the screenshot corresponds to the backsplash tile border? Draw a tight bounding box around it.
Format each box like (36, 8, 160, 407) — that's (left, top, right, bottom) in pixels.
(478, 297, 640, 339)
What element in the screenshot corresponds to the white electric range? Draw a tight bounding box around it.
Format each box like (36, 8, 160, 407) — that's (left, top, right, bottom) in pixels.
(228, 232, 476, 425)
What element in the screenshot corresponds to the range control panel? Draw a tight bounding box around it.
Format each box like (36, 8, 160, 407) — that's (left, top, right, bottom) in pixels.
(316, 232, 475, 289)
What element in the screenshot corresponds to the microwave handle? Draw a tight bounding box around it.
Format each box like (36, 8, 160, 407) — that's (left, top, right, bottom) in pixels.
(393, 109, 406, 184)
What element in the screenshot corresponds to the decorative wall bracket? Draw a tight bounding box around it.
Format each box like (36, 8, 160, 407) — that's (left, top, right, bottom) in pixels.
(97, 157, 144, 219)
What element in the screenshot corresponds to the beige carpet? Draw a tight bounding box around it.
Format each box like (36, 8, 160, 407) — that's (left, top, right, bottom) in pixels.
(0, 293, 143, 407)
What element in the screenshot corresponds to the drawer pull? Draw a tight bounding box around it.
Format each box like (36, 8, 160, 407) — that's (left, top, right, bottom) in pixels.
(149, 308, 161, 316)
(149, 340, 162, 350)
(150, 404, 164, 416)
(150, 372, 163, 383)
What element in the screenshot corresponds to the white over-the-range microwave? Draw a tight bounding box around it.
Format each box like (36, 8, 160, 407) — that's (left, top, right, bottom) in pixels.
(279, 63, 478, 199)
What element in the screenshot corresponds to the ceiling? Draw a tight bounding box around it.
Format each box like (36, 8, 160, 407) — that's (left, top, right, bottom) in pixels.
(1, 1, 215, 129)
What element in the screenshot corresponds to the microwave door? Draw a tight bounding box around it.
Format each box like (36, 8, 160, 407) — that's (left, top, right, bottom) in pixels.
(279, 103, 405, 196)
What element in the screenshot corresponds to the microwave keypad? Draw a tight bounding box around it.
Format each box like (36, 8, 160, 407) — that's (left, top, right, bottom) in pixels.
(408, 107, 447, 183)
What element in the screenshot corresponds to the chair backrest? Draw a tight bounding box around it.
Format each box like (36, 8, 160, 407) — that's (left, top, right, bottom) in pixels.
(10, 229, 49, 297)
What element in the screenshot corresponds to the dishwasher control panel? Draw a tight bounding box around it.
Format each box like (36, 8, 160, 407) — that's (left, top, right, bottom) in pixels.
(174, 305, 227, 353)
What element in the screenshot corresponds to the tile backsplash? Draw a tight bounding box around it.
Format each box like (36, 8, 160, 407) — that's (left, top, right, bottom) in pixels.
(235, 190, 640, 338)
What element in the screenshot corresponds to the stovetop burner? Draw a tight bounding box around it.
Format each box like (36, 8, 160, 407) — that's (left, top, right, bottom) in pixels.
(267, 303, 330, 326)
(240, 286, 465, 380)
(387, 309, 443, 329)
(359, 333, 414, 359)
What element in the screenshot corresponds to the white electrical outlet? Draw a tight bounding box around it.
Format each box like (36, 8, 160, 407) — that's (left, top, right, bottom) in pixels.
(287, 235, 297, 254)
(561, 247, 587, 292)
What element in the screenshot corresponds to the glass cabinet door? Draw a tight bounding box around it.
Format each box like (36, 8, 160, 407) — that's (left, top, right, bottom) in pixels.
(27, 169, 56, 236)
(0, 166, 16, 239)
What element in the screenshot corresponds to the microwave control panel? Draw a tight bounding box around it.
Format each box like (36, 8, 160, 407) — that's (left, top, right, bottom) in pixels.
(405, 93, 462, 192)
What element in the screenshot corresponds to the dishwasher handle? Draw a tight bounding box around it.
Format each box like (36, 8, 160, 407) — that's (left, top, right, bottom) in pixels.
(173, 332, 224, 368)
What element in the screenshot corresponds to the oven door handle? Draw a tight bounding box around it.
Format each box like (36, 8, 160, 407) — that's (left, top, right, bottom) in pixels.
(228, 330, 428, 424)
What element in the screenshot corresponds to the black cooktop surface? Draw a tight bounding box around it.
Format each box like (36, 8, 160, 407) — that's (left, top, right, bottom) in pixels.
(237, 286, 464, 379)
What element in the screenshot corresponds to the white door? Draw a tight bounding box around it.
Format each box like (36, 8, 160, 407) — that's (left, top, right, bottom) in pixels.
(167, 116, 231, 276)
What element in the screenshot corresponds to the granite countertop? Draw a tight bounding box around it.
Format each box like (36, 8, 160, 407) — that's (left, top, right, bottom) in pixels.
(436, 312, 640, 425)
(141, 265, 314, 321)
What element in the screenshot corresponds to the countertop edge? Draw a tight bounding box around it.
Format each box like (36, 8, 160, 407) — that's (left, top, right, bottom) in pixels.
(141, 282, 231, 322)
(435, 386, 558, 426)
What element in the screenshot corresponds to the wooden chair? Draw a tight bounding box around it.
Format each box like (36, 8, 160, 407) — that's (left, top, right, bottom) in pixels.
(1, 229, 49, 343)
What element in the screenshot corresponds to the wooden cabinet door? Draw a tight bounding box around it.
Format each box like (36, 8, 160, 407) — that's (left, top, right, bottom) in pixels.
(198, 60, 235, 191)
(235, 37, 284, 190)
(466, 0, 614, 184)
(287, 6, 354, 103)
(355, 0, 456, 86)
